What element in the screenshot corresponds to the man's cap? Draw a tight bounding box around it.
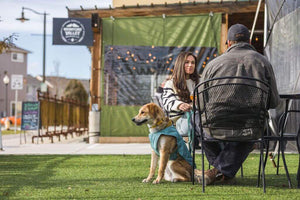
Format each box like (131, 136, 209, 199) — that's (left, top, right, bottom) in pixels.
(226, 24, 250, 44)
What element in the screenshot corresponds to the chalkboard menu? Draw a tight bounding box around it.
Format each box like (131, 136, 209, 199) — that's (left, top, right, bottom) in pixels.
(21, 101, 40, 130)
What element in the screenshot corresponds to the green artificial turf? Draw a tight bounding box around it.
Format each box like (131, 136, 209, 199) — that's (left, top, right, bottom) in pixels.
(0, 154, 299, 199)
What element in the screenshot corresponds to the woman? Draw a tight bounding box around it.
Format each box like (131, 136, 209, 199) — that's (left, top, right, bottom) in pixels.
(162, 51, 200, 123)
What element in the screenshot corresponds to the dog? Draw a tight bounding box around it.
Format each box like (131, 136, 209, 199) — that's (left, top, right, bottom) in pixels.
(132, 103, 201, 184)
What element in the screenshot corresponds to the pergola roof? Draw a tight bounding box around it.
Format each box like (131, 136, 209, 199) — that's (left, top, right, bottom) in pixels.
(68, 1, 263, 18)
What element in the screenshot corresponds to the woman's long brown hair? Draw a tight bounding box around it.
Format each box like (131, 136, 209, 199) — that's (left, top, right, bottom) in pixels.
(172, 52, 199, 103)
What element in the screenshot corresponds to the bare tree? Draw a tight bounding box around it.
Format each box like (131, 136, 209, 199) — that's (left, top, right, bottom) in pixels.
(0, 16, 17, 53)
(64, 79, 88, 104)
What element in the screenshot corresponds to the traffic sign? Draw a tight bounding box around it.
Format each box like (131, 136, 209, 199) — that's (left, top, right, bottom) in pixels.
(11, 74, 23, 90)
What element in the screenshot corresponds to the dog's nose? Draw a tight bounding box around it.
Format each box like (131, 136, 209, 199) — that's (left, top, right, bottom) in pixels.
(132, 118, 135, 122)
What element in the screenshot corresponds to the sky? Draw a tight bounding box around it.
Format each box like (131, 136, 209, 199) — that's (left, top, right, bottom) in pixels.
(0, 0, 112, 79)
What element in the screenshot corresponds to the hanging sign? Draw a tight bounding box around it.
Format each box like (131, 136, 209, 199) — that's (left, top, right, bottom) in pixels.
(52, 18, 93, 46)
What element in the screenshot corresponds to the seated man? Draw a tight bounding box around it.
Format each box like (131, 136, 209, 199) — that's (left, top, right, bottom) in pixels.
(200, 24, 280, 185)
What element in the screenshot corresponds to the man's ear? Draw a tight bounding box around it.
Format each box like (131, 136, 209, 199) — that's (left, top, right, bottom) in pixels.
(227, 40, 232, 47)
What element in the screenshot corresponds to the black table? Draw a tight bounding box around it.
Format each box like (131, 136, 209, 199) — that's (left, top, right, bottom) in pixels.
(277, 93, 300, 188)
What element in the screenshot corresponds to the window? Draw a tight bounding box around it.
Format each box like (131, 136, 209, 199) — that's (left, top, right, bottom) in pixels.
(11, 52, 24, 63)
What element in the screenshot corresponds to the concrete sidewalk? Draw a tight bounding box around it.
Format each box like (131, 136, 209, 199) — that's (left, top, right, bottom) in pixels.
(0, 132, 152, 155)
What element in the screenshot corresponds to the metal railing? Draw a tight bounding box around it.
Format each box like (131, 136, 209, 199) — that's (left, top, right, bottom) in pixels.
(32, 91, 89, 143)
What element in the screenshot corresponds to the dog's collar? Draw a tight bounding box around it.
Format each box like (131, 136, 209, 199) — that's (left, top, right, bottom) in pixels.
(150, 119, 172, 129)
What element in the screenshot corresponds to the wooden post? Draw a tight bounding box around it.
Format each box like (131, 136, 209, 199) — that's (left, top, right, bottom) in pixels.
(90, 18, 102, 111)
(220, 13, 228, 54)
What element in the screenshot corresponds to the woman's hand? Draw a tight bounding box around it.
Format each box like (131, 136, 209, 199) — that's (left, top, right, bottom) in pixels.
(178, 103, 192, 112)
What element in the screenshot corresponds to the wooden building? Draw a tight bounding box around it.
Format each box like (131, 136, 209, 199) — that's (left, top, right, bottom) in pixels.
(68, 0, 264, 137)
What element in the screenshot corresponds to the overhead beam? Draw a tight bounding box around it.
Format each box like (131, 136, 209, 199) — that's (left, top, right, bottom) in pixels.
(68, 2, 263, 18)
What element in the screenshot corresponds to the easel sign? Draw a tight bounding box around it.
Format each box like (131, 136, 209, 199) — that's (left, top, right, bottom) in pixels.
(21, 102, 40, 131)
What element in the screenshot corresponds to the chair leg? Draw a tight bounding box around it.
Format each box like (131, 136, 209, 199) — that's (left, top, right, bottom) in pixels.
(201, 138, 205, 193)
(260, 143, 266, 193)
(240, 164, 244, 178)
(281, 140, 292, 188)
(264, 140, 270, 168)
(297, 136, 300, 188)
(297, 153, 300, 189)
(192, 137, 195, 185)
(277, 141, 280, 175)
(257, 143, 262, 187)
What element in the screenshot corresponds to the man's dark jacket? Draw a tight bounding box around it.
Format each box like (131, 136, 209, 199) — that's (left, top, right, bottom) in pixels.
(199, 42, 280, 140)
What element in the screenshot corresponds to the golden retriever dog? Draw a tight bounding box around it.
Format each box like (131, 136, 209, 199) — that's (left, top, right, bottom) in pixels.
(132, 103, 201, 184)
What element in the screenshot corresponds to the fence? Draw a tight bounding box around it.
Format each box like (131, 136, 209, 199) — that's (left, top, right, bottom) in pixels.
(32, 91, 89, 143)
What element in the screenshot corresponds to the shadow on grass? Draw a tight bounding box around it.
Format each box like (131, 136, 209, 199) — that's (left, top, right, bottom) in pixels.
(0, 155, 73, 198)
(237, 173, 298, 189)
(0, 154, 299, 199)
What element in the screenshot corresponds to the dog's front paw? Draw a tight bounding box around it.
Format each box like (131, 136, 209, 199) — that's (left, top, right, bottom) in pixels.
(152, 179, 161, 184)
(142, 178, 150, 183)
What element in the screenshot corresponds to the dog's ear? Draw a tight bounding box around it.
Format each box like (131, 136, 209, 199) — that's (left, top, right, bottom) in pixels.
(152, 103, 164, 121)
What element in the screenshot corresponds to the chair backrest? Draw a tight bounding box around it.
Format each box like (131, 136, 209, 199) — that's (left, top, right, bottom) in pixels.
(193, 76, 270, 141)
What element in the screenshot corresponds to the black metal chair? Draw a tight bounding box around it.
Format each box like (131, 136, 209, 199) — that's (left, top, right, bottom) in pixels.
(265, 94, 300, 188)
(191, 76, 271, 193)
